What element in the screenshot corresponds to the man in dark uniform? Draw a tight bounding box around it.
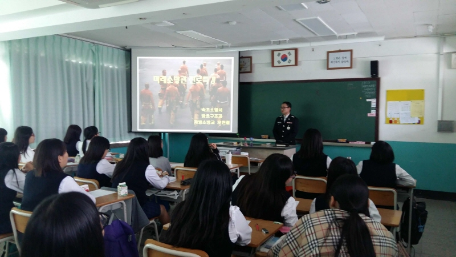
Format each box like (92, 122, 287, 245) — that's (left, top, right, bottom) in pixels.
(272, 101, 299, 145)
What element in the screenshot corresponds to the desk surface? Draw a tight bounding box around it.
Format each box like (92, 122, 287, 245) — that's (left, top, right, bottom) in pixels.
(166, 181, 190, 190)
(94, 193, 135, 208)
(294, 198, 313, 214)
(247, 218, 283, 248)
(216, 142, 296, 150)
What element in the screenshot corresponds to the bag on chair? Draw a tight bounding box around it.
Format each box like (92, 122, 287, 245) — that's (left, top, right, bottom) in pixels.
(400, 197, 428, 245)
(104, 219, 139, 257)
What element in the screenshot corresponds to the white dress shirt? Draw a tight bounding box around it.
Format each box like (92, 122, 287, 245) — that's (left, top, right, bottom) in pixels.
(309, 198, 382, 222)
(96, 159, 116, 178)
(5, 169, 26, 193)
(20, 147, 35, 163)
(356, 161, 416, 187)
(58, 176, 96, 203)
(145, 165, 169, 189)
(232, 175, 298, 227)
(228, 205, 252, 245)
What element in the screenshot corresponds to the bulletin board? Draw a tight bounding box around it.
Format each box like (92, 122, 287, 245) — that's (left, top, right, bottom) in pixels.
(385, 89, 425, 125)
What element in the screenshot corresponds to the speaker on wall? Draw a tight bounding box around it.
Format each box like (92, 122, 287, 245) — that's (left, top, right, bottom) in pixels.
(371, 60, 379, 78)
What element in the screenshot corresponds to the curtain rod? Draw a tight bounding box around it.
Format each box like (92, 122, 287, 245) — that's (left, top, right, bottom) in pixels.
(58, 34, 129, 51)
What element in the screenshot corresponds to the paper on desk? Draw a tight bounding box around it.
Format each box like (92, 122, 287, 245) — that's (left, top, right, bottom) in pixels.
(89, 189, 116, 198)
(168, 177, 176, 183)
(170, 163, 184, 168)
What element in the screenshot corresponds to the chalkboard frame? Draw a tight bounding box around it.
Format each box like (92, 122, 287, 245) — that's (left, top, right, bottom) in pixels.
(211, 77, 380, 143)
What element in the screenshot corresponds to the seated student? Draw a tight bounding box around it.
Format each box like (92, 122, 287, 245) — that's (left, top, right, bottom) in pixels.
(21, 192, 104, 257)
(357, 141, 416, 188)
(21, 139, 95, 212)
(0, 143, 27, 234)
(269, 175, 398, 257)
(184, 133, 221, 167)
(309, 157, 381, 222)
(0, 128, 7, 143)
(232, 153, 298, 227)
(111, 137, 170, 223)
(148, 135, 172, 174)
(77, 126, 99, 157)
(292, 128, 331, 199)
(77, 136, 114, 187)
(63, 125, 82, 157)
(162, 160, 251, 257)
(13, 126, 36, 163)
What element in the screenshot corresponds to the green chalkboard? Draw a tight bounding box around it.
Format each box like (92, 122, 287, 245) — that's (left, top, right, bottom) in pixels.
(238, 78, 379, 142)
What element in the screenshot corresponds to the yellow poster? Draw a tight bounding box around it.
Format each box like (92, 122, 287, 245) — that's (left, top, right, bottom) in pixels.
(386, 90, 424, 125)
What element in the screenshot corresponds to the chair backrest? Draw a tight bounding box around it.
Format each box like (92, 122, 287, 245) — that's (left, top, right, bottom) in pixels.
(143, 239, 208, 257)
(175, 167, 197, 181)
(231, 155, 250, 168)
(74, 176, 100, 191)
(293, 176, 327, 197)
(368, 186, 397, 208)
(10, 207, 32, 254)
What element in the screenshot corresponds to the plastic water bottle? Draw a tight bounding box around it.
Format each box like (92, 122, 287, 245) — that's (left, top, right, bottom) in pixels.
(226, 151, 232, 165)
(249, 137, 254, 146)
(75, 154, 81, 163)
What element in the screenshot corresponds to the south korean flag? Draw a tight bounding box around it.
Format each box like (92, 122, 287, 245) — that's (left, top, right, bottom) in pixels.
(273, 50, 297, 67)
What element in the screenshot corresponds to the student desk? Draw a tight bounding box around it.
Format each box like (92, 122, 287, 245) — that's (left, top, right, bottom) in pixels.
(215, 142, 297, 159)
(90, 190, 135, 223)
(294, 197, 402, 228)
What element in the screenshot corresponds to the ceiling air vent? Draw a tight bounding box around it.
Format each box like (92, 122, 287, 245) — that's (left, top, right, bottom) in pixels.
(59, 0, 139, 9)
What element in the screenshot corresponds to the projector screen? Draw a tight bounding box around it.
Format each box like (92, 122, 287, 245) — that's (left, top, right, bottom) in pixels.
(131, 49, 239, 133)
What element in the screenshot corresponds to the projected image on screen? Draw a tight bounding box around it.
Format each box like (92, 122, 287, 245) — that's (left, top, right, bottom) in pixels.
(137, 57, 234, 132)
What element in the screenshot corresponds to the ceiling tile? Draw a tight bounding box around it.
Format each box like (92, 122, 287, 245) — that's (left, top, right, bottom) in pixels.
(341, 12, 369, 24)
(305, 1, 336, 12)
(439, 1, 456, 14)
(411, 0, 439, 12)
(415, 24, 435, 36)
(414, 11, 438, 24)
(330, 1, 362, 14)
(350, 21, 374, 32)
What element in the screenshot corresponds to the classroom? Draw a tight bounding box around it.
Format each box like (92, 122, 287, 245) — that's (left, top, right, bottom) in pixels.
(1, 0, 456, 256)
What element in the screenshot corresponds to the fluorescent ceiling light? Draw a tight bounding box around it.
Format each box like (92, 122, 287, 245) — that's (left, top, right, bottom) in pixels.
(277, 3, 308, 11)
(176, 30, 229, 45)
(295, 17, 337, 36)
(155, 21, 175, 27)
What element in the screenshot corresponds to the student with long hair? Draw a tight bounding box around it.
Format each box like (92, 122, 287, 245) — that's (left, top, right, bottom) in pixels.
(232, 154, 298, 227)
(77, 136, 114, 187)
(21, 139, 95, 211)
(184, 133, 220, 167)
(111, 137, 170, 223)
(0, 128, 7, 143)
(77, 126, 99, 156)
(63, 125, 82, 156)
(357, 141, 416, 187)
(0, 143, 27, 234)
(21, 192, 104, 257)
(269, 175, 398, 257)
(148, 135, 171, 174)
(309, 157, 381, 222)
(292, 128, 331, 199)
(13, 126, 36, 163)
(163, 160, 251, 256)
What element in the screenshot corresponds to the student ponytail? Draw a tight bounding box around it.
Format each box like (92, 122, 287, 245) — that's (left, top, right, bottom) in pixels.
(82, 126, 98, 154)
(330, 175, 375, 257)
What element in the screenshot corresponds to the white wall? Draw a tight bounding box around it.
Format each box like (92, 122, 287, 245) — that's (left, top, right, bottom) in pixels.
(240, 36, 456, 144)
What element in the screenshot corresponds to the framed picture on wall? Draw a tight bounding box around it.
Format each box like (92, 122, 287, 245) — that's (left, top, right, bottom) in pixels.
(327, 49, 353, 70)
(240, 56, 252, 73)
(271, 48, 298, 67)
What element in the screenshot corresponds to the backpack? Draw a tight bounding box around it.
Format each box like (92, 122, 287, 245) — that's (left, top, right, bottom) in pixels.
(400, 197, 428, 245)
(104, 219, 139, 257)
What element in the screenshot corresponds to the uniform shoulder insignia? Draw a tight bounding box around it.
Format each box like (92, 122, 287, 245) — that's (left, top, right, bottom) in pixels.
(291, 115, 295, 118)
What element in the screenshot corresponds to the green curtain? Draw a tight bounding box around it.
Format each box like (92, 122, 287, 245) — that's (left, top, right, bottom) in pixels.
(0, 35, 133, 146)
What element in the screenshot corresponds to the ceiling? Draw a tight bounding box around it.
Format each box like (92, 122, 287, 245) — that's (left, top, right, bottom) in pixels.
(1, 0, 456, 49)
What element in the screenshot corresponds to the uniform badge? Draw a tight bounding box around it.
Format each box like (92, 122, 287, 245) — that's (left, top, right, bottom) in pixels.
(287, 126, 290, 130)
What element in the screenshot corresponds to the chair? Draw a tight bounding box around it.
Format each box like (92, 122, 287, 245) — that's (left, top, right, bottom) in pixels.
(0, 233, 15, 257)
(231, 155, 250, 176)
(368, 186, 397, 209)
(175, 167, 197, 181)
(74, 176, 100, 191)
(292, 176, 327, 198)
(137, 217, 159, 250)
(143, 239, 209, 257)
(10, 207, 32, 254)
